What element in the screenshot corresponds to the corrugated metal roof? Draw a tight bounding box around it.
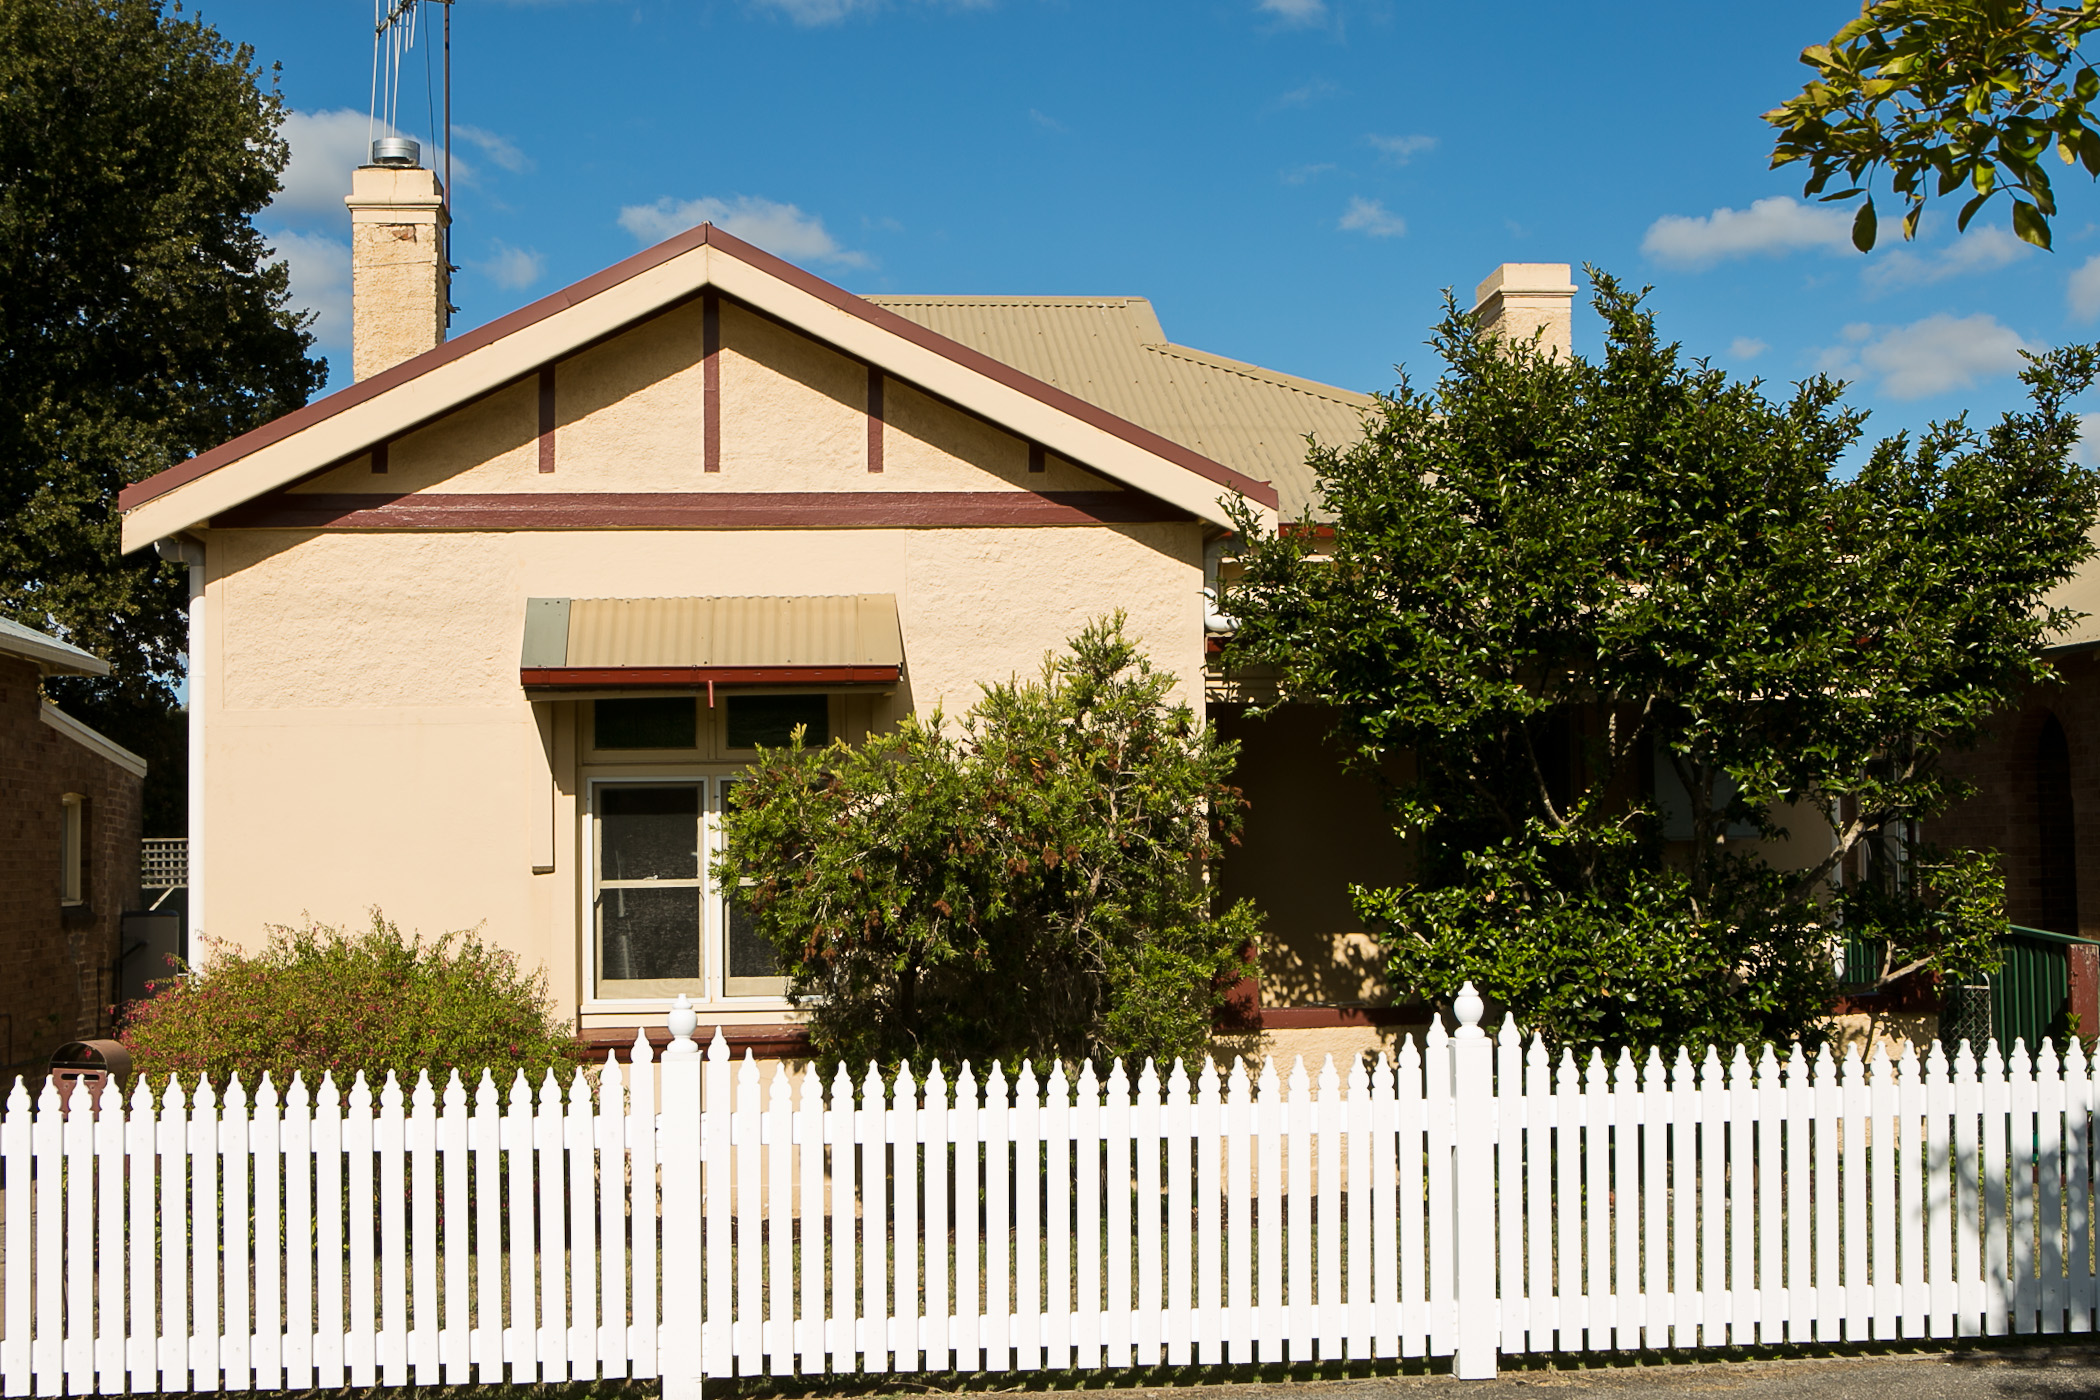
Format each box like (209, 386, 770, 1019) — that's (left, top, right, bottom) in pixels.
(866, 296, 1371, 521)
(543, 595, 902, 669)
(0, 616, 109, 677)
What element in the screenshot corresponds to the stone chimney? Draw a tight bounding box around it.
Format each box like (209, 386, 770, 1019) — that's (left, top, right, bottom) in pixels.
(344, 163, 450, 381)
(1471, 263, 1577, 360)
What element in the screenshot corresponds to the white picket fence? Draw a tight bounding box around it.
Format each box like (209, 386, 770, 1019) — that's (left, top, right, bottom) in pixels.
(3, 984, 2099, 1396)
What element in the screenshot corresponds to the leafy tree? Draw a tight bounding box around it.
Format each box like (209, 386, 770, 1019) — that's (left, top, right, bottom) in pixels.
(717, 616, 1262, 1070)
(0, 0, 325, 830)
(1766, 0, 2100, 250)
(1223, 274, 2099, 1051)
(120, 913, 577, 1089)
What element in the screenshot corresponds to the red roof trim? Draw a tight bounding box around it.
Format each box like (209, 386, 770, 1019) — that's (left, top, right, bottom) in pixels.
(210, 489, 1194, 531)
(117, 223, 1277, 515)
(523, 665, 898, 688)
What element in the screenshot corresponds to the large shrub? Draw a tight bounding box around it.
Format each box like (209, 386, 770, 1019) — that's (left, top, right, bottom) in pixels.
(121, 913, 576, 1087)
(718, 614, 1263, 1070)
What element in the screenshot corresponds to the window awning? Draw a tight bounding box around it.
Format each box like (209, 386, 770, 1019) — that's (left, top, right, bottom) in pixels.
(520, 594, 902, 689)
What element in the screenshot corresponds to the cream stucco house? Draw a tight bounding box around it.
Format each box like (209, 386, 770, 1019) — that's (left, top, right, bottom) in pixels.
(116, 158, 1577, 1062)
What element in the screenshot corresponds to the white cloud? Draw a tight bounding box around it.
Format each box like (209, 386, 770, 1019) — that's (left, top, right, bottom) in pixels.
(1270, 78, 1340, 109)
(264, 227, 353, 351)
(750, 0, 989, 23)
(472, 241, 546, 291)
(617, 195, 869, 267)
(1813, 313, 2035, 399)
(2070, 255, 2100, 320)
(1860, 226, 2031, 291)
(1641, 196, 1852, 270)
(1280, 162, 1335, 185)
(1728, 337, 1768, 361)
(453, 124, 531, 174)
(1367, 133, 1435, 164)
(2078, 412, 2100, 468)
(1338, 196, 1405, 238)
(273, 108, 487, 228)
(1259, 0, 1326, 22)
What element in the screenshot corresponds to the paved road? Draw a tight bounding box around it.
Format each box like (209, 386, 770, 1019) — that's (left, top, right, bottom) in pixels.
(1077, 1348, 2100, 1400)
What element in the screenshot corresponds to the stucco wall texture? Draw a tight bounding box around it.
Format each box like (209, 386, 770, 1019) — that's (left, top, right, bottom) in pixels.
(195, 294, 1205, 1028)
(0, 654, 143, 1071)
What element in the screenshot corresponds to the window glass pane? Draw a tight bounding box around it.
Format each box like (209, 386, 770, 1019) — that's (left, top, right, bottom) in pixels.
(726, 895, 780, 980)
(595, 697, 696, 750)
(598, 885, 700, 981)
(600, 785, 700, 880)
(726, 694, 829, 750)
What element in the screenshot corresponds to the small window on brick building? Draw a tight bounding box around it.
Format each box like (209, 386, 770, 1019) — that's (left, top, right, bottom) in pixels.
(60, 793, 86, 906)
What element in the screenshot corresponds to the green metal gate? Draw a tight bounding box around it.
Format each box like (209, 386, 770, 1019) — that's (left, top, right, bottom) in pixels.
(1989, 924, 2094, 1054)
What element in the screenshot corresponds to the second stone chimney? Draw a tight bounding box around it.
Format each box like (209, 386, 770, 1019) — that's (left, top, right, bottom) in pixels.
(1471, 263, 1577, 360)
(345, 161, 450, 381)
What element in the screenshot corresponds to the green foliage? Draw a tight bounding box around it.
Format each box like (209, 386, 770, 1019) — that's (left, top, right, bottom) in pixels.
(119, 913, 577, 1088)
(1225, 273, 2100, 1051)
(717, 615, 1262, 1070)
(1766, 1, 2100, 250)
(0, 0, 324, 820)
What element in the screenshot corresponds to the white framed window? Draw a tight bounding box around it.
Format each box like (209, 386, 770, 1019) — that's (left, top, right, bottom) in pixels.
(586, 775, 786, 1004)
(59, 793, 85, 906)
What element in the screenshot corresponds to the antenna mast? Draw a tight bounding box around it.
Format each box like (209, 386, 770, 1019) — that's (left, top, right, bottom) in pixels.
(369, 0, 454, 328)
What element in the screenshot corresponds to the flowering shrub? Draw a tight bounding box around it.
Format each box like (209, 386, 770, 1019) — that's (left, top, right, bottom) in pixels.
(120, 912, 576, 1088)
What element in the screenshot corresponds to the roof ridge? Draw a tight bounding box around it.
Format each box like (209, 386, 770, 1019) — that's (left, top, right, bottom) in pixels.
(1146, 342, 1375, 407)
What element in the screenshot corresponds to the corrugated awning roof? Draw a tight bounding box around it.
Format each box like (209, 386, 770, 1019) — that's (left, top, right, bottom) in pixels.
(520, 595, 902, 688)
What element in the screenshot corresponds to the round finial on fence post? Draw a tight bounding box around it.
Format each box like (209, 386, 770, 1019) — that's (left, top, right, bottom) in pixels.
(1453, 981, 1486, 1040)
(664, 992, 700, 1056)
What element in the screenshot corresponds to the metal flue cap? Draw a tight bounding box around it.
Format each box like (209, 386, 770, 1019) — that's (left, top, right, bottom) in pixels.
(370, 135, 421, 168)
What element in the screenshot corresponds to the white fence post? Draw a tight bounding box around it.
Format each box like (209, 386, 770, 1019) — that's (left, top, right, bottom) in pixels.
(659, 996, 704, 1400)
(1449, 982, 1498, 1379)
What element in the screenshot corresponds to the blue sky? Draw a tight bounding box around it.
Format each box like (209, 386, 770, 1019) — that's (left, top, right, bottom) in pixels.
(205, 0, 2100, 458)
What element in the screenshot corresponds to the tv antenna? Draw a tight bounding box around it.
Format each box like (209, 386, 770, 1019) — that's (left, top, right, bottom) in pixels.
(370, 0, 455, 324)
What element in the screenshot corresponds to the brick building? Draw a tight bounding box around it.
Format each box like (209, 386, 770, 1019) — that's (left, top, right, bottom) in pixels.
(0, 617, 145, 1073)
(1930, 634, 2100, 1034)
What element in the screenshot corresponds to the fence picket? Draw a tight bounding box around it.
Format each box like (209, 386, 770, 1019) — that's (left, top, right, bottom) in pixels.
(2067, 1037, 2095, 1332)
(1013, 1062, 1041, 1372)
(441, 1071, 471, 1384)
(596, 1058, 626, 1377)
(1983, 1041, 2011, 1336)
(470, 1072, 501, 1382)
(253, 1074, 284, 1391)
(1424, 1019, 1454, 1358)
(734, 1054, 763, 1376)
(1954, 1041, 1984, 1337)
(765, 1063, 794, 1376)
(379, 1072, 407, 1385)
(1897, 1045, 1927, 1338)
(982, 1061, 1009, 1372)
(922, 1063, 952, 1373)
(1047, 1060, 1075, 1370)
(128, 1077, 161, 1391)
(2037, 1042, 2065, 1336)
(1613, 1047, 1641, 1350)
(1754, 1046, 1783, 1345)
(1076, 1060, 1104, 1368)
(827, 1062, 856, 1372)
(1522, 1035, 1550, 1354)
(1166, 1060, 1193, 1367)
(1225, 1059, 1253, 1363)
(1870, 1048, 1897, 1340)
(1396, 1036, 1427, 1357)
(410, 1072, 439, 1382)
(1924, 1043, 1954, 1338)
(2009, 1042, 2039, 1334)
(502, 1072, 535, 1379)
(893, 1062, 924, 1374)
(951, 1062, 980, 1371)
(1585, 1050, 1613, 1349)
(629, 1033, 659, 1380)
(313, 1075, 345, 1389)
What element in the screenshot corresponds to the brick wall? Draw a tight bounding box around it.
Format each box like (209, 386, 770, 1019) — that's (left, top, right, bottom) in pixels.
(1933, 648, 2099, 940)
(0, 653, 144, 1071)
